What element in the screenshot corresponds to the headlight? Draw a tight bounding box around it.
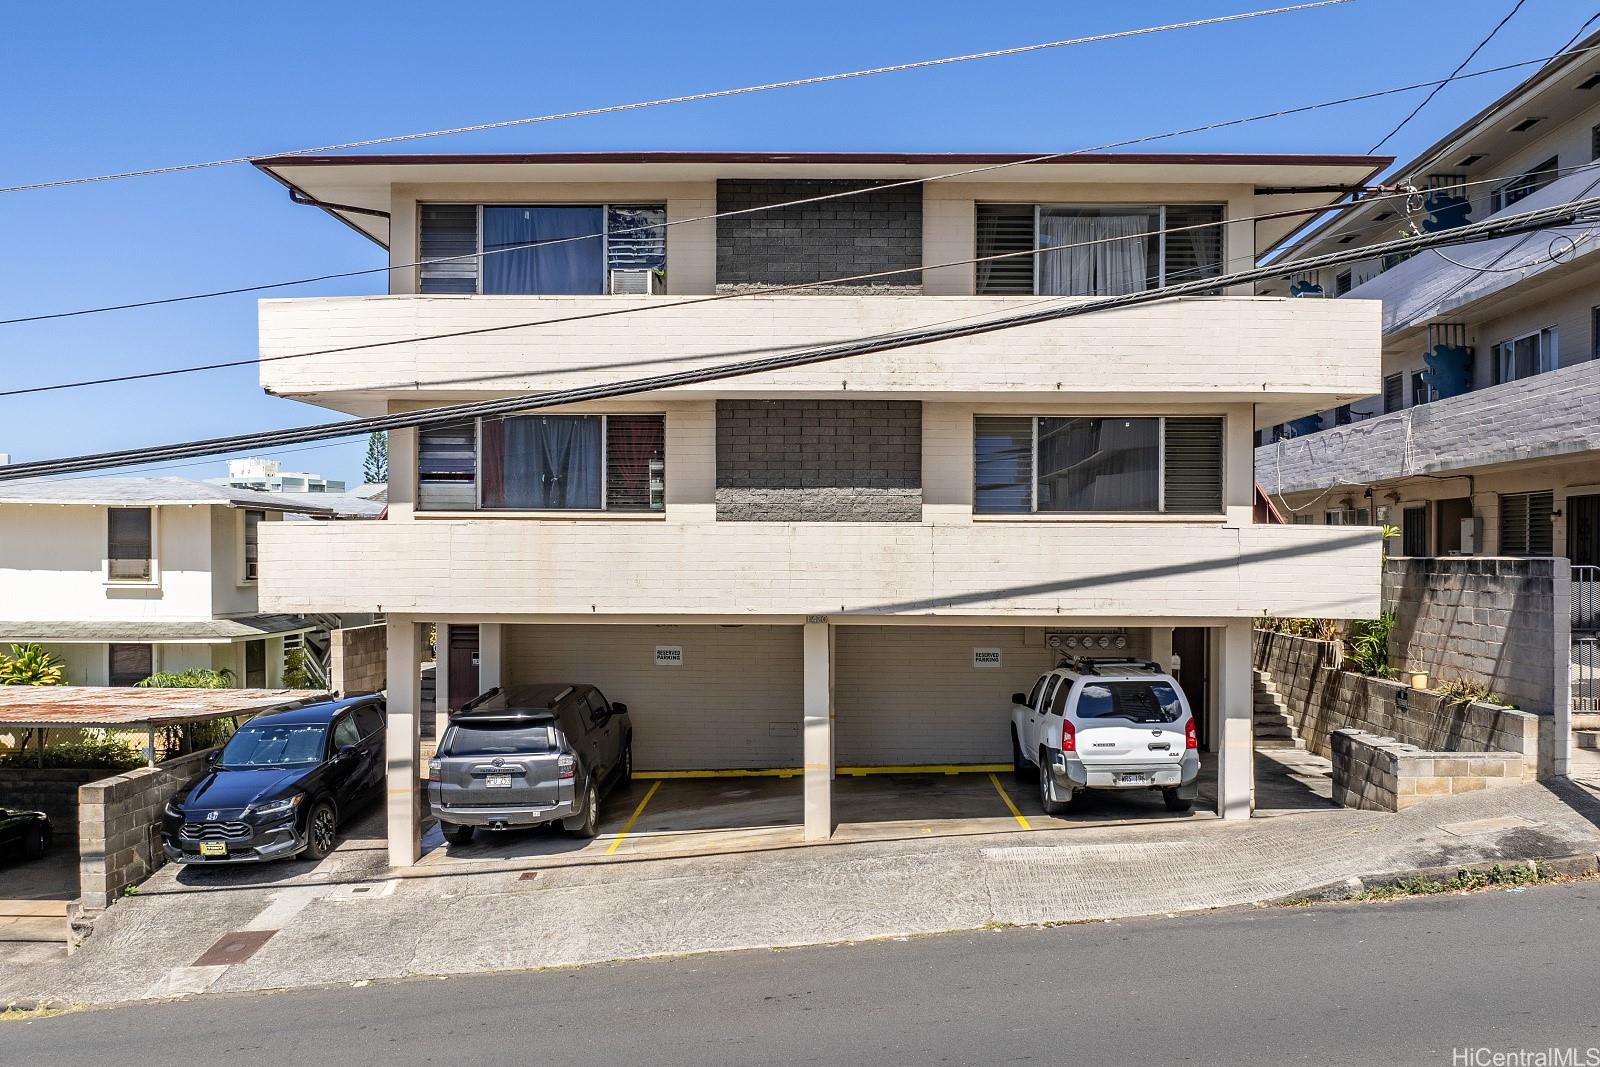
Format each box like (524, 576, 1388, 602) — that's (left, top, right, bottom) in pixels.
(248, 794, 303, 818)
(164, 800, 183, 818)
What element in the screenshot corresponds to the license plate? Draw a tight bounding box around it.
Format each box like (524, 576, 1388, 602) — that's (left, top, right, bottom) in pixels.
(198, 841, 228, 857)
(485, 774, 512, 788)
(1117, 773, 1151, 786)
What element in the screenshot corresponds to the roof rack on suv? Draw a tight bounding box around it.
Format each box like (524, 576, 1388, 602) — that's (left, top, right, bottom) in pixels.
(1056, 656, 1163, 676)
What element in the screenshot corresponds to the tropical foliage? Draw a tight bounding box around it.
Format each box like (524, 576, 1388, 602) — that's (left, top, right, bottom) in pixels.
(134, 667, 235, 689)
(1343, 612, 1397, 678)
(0, 643, 64, 686)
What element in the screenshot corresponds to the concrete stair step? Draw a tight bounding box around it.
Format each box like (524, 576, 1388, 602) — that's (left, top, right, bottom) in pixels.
(1576, 730, 1600, 751)
(1255, 737, 1304, 750)
(1571, 713, 1600, 731)
(0, 912, 68, 943)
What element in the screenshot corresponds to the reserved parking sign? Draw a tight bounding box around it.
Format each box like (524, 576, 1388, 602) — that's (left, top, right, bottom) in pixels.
(973, 648, 1002, 668)
(655, 645, 684, 667)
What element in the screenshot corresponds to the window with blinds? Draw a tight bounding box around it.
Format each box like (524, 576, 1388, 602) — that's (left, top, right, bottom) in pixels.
(107, 507, 153, 581)
(417, 203, 667, 294)
(974, 203, 1223, 295)
(1383, 373, 1403, 414)
(417, 424, 478, 511)
(1499, 490, 1554, 556)
(604, 415, 666, 512)
(973, 415, 1224, 515)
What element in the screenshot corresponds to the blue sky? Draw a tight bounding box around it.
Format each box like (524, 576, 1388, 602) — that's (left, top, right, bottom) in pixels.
(0, 0, 1591, 486)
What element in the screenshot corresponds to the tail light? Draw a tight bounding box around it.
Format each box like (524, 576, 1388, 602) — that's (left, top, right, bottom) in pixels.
(1060, 719, 1076, 753)
(1185, 720, 1197, 750)
(426, 759, 441, 782)
(558, 753, 576, 780)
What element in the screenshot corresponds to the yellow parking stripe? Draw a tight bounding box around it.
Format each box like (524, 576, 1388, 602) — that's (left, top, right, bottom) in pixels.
(636, 763, 1010, 780)
(606, 780, 662, 854)
(988, 773, 1031, 831)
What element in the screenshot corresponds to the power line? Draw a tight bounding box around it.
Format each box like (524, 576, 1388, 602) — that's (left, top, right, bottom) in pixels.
(0, 1, 1358, 196)
(6, 42, 1595, 328)
(4, 189, 1595, 482)
(1368, 0, 1529, 153)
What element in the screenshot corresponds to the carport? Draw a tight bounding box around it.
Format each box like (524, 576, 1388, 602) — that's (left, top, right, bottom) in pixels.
(385, 617, 1258, 868)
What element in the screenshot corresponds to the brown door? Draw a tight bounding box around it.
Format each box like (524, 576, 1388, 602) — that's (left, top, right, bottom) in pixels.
(447, 625, 481, 711)
(1172, 628, 1210, 751)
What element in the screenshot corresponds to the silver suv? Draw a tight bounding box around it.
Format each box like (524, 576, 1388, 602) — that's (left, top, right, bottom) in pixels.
(1010, 658, 1200, 814)
(427, 684, 633, 845)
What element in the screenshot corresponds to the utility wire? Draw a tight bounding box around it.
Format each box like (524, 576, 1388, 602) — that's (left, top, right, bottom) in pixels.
(1368, 0, 1529, 153)
(6, 42, 1595, 328)
(4, 190, 1596, 482)
(0, 1, 1358, 195)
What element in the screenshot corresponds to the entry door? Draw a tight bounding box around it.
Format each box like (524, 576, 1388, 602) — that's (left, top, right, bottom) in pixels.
(1172, 628, 1210, 751)
(1402, 505, 1428, 557)
(1569, 495, 1600, 567)
(447, 625, 481, 711)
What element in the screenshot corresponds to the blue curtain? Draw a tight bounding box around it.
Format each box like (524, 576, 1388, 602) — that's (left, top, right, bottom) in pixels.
(482, 206, 605, 295)
(483, 415, 603, 509)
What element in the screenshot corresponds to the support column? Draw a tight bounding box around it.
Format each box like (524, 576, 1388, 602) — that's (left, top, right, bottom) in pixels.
(433, 622, 452, 739)
(802, 621, 835, 841)
(385, 618, 422, 867)
(479, 623, 504, 690)
(1215, 620, 1254, 821)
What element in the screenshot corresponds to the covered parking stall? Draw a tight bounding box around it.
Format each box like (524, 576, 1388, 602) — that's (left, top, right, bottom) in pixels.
(383, 616, 1258, 867)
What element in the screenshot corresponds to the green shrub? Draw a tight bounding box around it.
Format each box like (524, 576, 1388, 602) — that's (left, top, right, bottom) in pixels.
(0, 644, 64, 686)
(282, 647, 311, 689)
(0, 738, 141, 770)
(1344, 612, 1397, 678)
(135, 667, 234, 689)
(1435, 678, 1510, 708)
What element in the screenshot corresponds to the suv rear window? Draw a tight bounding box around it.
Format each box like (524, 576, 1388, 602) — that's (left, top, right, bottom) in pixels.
(442, 722, 554, 756)
(1073, 681, 1183, 724)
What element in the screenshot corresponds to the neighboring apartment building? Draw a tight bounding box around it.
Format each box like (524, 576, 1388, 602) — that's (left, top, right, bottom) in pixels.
(248, 149, 1386, 864)
(0, 477, 333, 686)
(218, 457, 346, 495)
(1256, 33, 1600, 566)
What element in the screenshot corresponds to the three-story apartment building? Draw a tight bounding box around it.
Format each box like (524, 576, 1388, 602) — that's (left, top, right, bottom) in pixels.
(1256, 32, 1600, 565)
(250, 150, 1386, 865)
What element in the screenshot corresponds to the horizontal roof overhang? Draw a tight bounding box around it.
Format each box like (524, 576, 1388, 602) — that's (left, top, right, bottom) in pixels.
(0, 615, 318, 645)
(255, 151, 1391, 255)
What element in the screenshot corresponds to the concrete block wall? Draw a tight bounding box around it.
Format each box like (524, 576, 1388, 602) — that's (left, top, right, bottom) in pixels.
(331, 622, 387, 696)
(78, 747, 214, 910)
(715, 179, 921, 291)
(1383, 557, 1564, 716)
(715, 400, 922, 521)
(1256, 629, 1540, 779)
(1332, 728, 1528, 812)
(0, 766, 107, 832)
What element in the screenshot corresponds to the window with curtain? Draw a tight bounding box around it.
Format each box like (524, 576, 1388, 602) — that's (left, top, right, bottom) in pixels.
(419, 203, 667, 295)
(976, 203, 1222, 296)
(973, 416, 1223, 515)
(423, 413, 666, 512)
(1494, 327, 1558, 384)
(109, 643, 153, 687)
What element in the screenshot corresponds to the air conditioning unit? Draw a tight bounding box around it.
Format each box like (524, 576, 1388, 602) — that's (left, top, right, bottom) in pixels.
(609, 269, 657, 295)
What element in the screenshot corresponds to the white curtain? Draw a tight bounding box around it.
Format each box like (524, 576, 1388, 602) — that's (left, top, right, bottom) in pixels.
(1038, 213, 1152, 296)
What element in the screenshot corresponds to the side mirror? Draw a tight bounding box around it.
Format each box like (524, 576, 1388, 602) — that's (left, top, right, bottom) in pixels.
(610, 702, 628, 717)
(336, 744, 358, 760)
(205, 750, 219, 766)
(1011, 693, 1028, 707)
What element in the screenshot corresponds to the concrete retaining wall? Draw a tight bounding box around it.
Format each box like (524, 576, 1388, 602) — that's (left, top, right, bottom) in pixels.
(1333, 728, 1528, 812)
(330, 623, 387, 696)
(1255, 629, 1541, 779)
(77, 748, 214, 911)
(0, 766, 106, 832)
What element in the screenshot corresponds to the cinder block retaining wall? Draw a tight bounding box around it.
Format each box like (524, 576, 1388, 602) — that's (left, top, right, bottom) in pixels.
(1255, 630, 1541, 782)
(0, 766, 106, 832)
(1383, 557, 1568, 718)
(78, 748, 214, 911)
(330, 623, 387, 696)
(1333, 729, 1528, 812)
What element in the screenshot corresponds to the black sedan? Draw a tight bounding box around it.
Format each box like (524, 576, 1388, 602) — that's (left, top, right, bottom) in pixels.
(161, 695, 385, 865)
(0, 808, 52, 861)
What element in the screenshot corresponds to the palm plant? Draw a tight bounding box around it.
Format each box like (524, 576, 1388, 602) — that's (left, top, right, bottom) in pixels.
(0, 643, 64, 686)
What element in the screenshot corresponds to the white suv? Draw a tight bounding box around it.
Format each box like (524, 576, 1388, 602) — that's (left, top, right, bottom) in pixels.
(1010, 658, 1200, 815)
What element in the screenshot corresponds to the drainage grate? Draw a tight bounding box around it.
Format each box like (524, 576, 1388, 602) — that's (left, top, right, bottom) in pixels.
(192, 929, 276, 967)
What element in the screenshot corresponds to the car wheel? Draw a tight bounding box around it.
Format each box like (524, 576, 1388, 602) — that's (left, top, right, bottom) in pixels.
(1038, 754, 1071, 816)
(302, 800, 338, 861)
(565, 781, 600, 839)
(1011, 728, 1033, 782)
(1162, 788, 1192, 813)
(22, 824, 48, 860)
(445, 823, 474, 846)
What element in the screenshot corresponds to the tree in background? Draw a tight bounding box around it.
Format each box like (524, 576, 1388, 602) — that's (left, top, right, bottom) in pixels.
(363, 431, 388, 484)
(0, 643, 64, 685)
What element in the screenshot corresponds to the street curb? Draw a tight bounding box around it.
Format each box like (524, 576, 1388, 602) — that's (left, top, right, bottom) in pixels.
(1273, 852, 1600, 904)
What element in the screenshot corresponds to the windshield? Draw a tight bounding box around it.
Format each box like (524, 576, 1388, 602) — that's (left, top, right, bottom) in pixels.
(442, 723, 553, 757)
(217, 723, 328, 768)
(1074, 681, 1184, 724)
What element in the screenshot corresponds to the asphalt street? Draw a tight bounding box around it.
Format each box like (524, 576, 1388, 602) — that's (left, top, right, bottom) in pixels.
(8, 881, 1600, 1066)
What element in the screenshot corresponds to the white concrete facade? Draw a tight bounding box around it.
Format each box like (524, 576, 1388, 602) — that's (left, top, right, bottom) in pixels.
(253, 155, 1386, 863)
